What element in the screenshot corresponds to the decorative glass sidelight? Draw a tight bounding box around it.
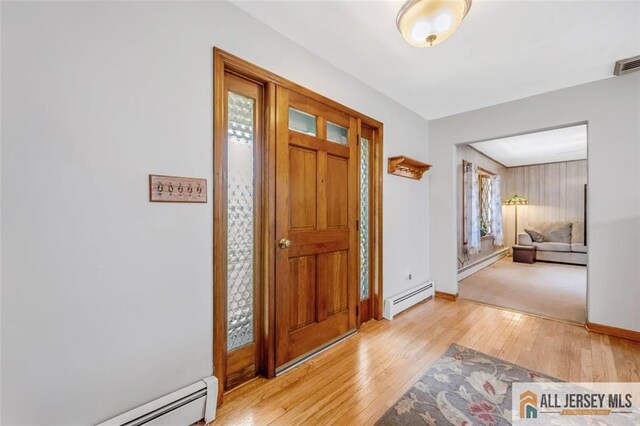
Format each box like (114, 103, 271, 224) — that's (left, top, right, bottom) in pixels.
(359, 137, 370, 300)
(226, 91, 255, 351)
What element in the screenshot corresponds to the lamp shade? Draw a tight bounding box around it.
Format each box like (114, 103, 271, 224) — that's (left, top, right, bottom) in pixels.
(503, 194, 529, 205)
(396, 0, 472, 47)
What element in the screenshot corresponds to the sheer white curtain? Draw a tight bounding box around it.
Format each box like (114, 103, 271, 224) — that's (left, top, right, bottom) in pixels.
(464, 162, 481, 254)
(491, 175, 504, 246)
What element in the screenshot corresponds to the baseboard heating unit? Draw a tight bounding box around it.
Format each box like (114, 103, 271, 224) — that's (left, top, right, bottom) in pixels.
(96, 376, 218, 426)
(457, 248, 509, 281)
(383, 281, 434, 320)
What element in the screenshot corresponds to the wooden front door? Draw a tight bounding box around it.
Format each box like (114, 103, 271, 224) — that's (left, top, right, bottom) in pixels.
(274, 87, 358, 370)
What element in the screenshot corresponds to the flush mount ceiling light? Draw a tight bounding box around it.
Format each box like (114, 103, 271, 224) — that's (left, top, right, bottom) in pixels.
(396, 0, 472, 47)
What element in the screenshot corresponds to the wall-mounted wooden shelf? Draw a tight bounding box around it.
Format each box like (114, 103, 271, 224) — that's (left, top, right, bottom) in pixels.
(387, 156, 432, 180)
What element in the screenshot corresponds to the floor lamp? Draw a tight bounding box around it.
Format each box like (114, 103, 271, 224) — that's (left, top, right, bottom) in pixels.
(504, 194, 528, 249)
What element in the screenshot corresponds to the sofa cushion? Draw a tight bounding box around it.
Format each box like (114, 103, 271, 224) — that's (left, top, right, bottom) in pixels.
(572, 222, 585, 244)
(533, 242, 571, 252)
(536, 250, 587, 266)
(524, 228, 544, 242)
(528, 221, 572, 243)
(571, 243, 588, 253)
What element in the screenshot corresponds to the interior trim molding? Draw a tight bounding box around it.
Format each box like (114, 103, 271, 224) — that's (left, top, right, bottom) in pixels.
(585, 322, 640, 342)
(435, 291, 459, 301)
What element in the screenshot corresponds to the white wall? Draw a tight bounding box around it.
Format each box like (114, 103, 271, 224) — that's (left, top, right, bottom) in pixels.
(502, 160, 588, 248)
(429, 73, 640, 331)
(0, 2, 3, 421)
(1, 2, 428, 424)
(455, 145, 505, 267)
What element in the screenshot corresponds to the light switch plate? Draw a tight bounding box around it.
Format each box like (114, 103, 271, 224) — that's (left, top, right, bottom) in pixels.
(149, 174, 207, 203)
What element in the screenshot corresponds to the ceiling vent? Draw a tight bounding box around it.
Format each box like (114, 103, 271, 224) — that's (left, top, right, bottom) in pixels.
(614, 55, 640, 76)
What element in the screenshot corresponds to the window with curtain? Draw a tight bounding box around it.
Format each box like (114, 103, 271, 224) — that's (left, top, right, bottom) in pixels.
(463, 162, 481, 254)
(464, 162, 504, 253)
(479, 174, 493, 237)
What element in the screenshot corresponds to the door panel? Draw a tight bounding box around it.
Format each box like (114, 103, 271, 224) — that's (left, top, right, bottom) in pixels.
(275, 86, 357, 370)
(326, 155, 349, 229)
(226, 343, 256, 389)
(286, 311, 350, 361)
(318, 250, 349, 316)
(289, 147, 317, 229)
(288, 229, 349, 257)
(288, 255, 317, 331)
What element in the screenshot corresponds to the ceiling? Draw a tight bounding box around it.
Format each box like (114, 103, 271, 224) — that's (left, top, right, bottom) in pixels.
(469, 124, 587, 167)
(233, 0, 640, 119)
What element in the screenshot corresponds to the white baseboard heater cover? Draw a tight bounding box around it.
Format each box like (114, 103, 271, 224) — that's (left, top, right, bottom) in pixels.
(383, 281, 434, 320)
(457, 248, 509, 281)
(96, 376, 218, 426)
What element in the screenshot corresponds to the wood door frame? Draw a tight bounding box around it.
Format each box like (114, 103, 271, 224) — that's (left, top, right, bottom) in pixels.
(213, 48, 383, 404)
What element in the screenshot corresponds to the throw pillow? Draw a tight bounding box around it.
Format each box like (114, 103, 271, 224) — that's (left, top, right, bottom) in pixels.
(546, 222, 573, 244)
(528, 221, 573, 244)
(525, 228, 544, 242)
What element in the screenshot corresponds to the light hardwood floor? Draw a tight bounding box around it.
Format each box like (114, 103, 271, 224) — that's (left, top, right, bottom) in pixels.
(213, 298, 640, 425)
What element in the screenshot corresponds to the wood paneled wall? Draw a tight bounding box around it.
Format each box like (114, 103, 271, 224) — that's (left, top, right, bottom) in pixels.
(502, 160, 587, 247)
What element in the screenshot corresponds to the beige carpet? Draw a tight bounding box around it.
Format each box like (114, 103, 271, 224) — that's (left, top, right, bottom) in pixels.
(459, 257, 586, 323)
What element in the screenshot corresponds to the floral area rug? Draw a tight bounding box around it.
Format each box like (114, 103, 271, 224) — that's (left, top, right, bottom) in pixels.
(375, 344, 559, 425)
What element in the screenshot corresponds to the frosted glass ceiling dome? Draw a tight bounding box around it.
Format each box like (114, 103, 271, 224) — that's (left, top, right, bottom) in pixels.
(396, 0, 473, 47)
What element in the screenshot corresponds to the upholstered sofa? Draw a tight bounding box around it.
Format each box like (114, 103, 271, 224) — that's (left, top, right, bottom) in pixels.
(517, 221, 587, 265)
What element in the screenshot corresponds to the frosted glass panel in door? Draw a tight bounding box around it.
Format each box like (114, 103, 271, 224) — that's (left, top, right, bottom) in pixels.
(289, 107, 317, 136)
(327, 121, 348, 145)
(227, 91, 255, 351)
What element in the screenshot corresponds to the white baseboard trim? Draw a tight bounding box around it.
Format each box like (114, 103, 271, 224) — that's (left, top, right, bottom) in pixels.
(96, 376, 218, 426)
(457, 248, 509, 281)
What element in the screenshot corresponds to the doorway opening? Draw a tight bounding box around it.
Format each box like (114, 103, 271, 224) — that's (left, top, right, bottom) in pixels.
(456, 123, 588, 325)
(212, 49, 383, 402)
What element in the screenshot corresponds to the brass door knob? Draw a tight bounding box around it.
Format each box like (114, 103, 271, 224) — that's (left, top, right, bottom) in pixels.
(279, 238, 292, 249)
